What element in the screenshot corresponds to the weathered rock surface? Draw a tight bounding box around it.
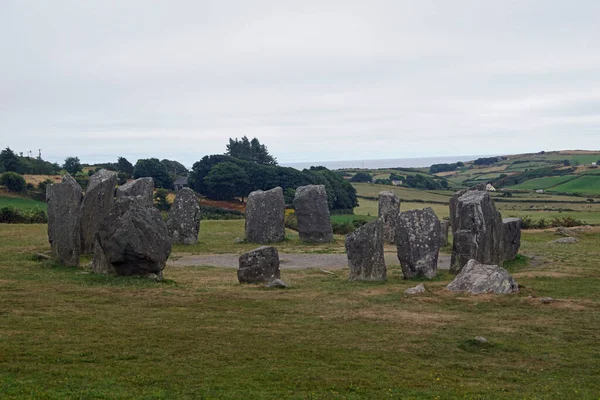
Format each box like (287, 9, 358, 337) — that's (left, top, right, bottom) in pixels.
(439, 220, 450, 247)
(245, 186, 285, 243)
(116, 177, 154, 204)
(266, 278, 288, 288)
(450, 190, 504, 274)
(238, 246, 281, 283)
(556, 227, 576, 237)
(502, 218, 521, 261)
(345, 218, 386, 281)
(166, 187, 201, 245)
(396, 208, 441, 279)
(378, 191, 400, 243)
(446, 259, 518, 294)
(293, 185, 333, 243)
(46, 173, 82, 266)
(80, 169, 118, 254)
(404, 283, 426, 295)
(551, 237, 578, 244)
(92, 196, 172, 279)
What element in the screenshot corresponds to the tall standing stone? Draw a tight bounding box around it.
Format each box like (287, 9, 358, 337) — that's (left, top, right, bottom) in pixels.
(378, 191, 400, 243)
(450, 190, 504, 273)
(293, 185, 333, 243)
(166, 187, 201, 245)
(439, 220, 450, 247)
(46, 174, 82, 266)
(502, 218, 521, 261)
(80, 169, 118, 254)
(92, 196, 172, 279)
(396, 208, 441, 279)
(345, 218, 386, 281)
(245, 186, 285, 244)
(116, 177, 154, 205)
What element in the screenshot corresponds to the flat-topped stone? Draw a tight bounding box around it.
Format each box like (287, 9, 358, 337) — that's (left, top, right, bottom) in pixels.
(245, 186, 285, 243)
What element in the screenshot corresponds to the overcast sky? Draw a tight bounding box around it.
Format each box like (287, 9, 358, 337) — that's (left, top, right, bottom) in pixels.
(1, 0, 599, 167)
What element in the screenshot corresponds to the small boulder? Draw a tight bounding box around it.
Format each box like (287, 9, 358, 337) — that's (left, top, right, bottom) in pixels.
(116, 177, 154, 205)
(378, 191, 400, 243)
(345, 218, 386, 281)
(92, 196, 172, 279)
(404, 283, 426, 295)
(266, 279, 288, 288)
(46, 173, 83, 266)
(245, 186, 286, 243)
(238, 246, 281, 283)
(80, 169, 118, 254)
(396, 208, 441, 279)
(447, 259, 518, 294)
(167, 187, 201, 245)
(551, 237, 578, 244)
(540, 297, 554, 304)
(502, 218, 521, 261)
(293, 185, 333, 243)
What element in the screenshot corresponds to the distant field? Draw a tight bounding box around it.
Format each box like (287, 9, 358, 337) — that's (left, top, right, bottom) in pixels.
(352, 183, 451, 203)
(507, 175, 577, 190)
(0, 196, 47, 211)
(549, 176, 600, 195)
(540, 153, 600, 165)
(355, 198, 449, 220)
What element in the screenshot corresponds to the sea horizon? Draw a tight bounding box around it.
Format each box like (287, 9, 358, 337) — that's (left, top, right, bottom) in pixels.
(281, 154, 493, 171)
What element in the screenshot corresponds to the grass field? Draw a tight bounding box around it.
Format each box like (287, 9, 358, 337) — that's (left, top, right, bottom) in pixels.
(352, 183, 451, 203)
(549, 176, 600, 195)
(0, 196, 47, 211)
(507, 175, 578, 190)
(1, 223, 600, 398)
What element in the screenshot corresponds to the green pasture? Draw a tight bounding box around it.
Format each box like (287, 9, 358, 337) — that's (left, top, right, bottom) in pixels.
(507, 175, 578, 190)
(352, 183, 451, 203)
(0, 196, 47, 211)
(549, 175, 600, 195)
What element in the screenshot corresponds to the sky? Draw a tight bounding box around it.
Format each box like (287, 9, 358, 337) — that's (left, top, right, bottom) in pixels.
(1, 0, 599, 167)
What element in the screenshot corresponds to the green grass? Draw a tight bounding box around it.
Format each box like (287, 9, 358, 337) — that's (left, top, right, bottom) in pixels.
(507, 175, 577, 190)
(549, 175, 600, 195)
(0, 196, 47, 211)
(352, 183, 451, 203)
(1, 224, 600, 398)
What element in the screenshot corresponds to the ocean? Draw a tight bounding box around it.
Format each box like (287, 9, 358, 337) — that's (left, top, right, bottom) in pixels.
(281, 155, 489, 171)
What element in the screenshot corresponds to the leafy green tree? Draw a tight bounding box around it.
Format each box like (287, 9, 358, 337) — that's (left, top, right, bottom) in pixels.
(117, 157, 134, 174)
(133, 158, 174, 189)
(226, 136, 277, 165)
(203, 162, 248, 200)
(0, 147, 24, 173)
(0, 172, 26, 192)
(350, 172, 372, 183)
(63, 157, 82, 175)
(154, 189, 171, 211)
(160, 159, 188, 178)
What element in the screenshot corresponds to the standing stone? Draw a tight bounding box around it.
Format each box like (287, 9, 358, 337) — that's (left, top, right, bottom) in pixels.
(446, 259, 518, 294)
(116, 177, 154, 205)
(80, 169, 118, 254)
(238, 246, 281, 283)
(293, 185, 333, 243)
(166, 187, 201, 245)
(92, 196, 172, 279)
(345, 218, 386, 281)
(396, 208, 441, 279)
(46, 174, 82, 266)
(439, 220, 450, 247)
(502, 218, 521, 261)
(245, 187, 285, 244)
(378, 191, 400, 243)
(450, 190, 504, 274)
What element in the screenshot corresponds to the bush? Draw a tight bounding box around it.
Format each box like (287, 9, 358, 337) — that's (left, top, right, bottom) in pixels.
(350, 172, 372, 183)
(199, 205, 244, 220)
(0, 206, 47, 224)
(154, 189, 171, 211)
(0, 172, 26, 192)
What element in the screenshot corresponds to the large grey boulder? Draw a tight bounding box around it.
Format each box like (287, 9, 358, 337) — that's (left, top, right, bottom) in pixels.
(396, 208, 441, 279)
(46, 174, 82, 266)
(116, 177, 154, 205)
(293, 185, 333, 243)
(502, 218, 521, 261)
(80, 169, 118, 254)
(378, 191, 400, 243)
(447, 259, 518, 294)
(238, 246, 281, 283)
(245, 186, 285, 244)
(345, 218, 386, 281)
(166, 187, 201, 245)
(439, 219, 450, 247)
(92, 196, 172, 279)
(450, 190, 504, 274)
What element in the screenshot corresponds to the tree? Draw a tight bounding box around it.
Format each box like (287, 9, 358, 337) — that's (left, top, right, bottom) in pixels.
(133, 158, 174, 189)
(203, 162, 248, 200)
(226, 136, 277, 165)
(0, 147, 23, 173)
(350, 171, 372, 183)
(160, 159, 188, 178)
(154, 189, 171, 211)
(63, 157, 82, 175)
(117, 157, 134, 174)
(0, 172, 26, 192)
